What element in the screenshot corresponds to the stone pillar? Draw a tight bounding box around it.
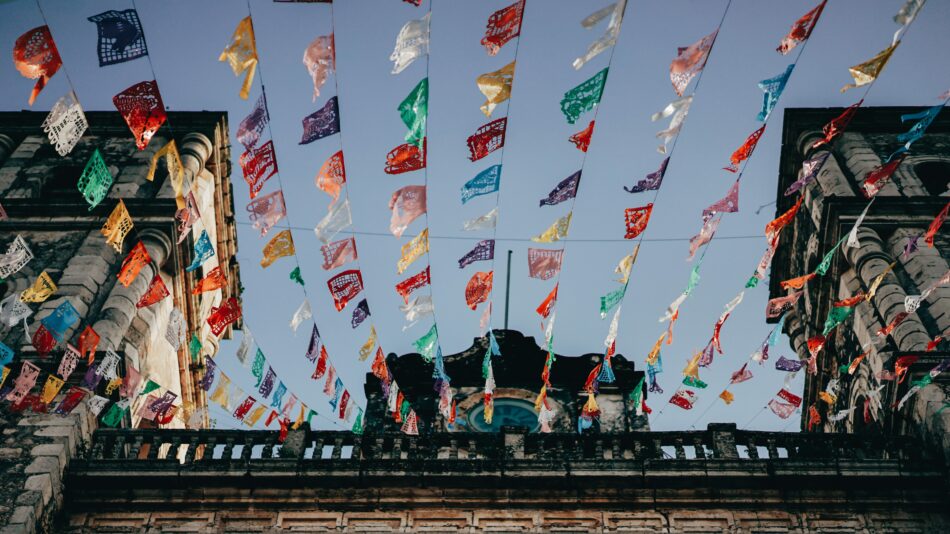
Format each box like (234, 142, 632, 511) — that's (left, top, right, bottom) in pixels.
(707, 423, 738, 459)
(836, 133, 902, 197)
(0, 133, 16, 166)
(156, 132, 212, 201)
(891, 227, 950, 335)
(502, 426, 528, 460)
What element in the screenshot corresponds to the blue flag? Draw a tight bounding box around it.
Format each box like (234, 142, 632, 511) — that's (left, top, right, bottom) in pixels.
(87, 9, 148, 66)
(185, 230, 215, 272)
(757, 64, 794, 121)
(300, 96, 341, 144)
(461, 165, 501, 204)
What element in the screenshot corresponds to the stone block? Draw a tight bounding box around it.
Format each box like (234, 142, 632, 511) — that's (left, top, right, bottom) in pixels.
(30, 443, 67, 467)
(34, 426, 79, 457)
(24, 456, 61, 489)
(0, 447, 22, 460)
(8, 506, 35, 527)
(23, 473, 52, 504)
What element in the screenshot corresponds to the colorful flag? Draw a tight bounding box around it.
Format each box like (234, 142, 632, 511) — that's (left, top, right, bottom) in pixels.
(246, 190, 286, 237)
(259, 366, 277, 397)
(599, 287, 625, 319)
(118, 241, 151, 286)
(670, 29, 717, 96)
(463, 207, 498, 231)
(359, 327, 377, 361)
(568, 120, 595, 152)
(389, 185, 427, 237)
(461, 165, 502, 204)
(43, 91, 87, 156)
(328, 269, 364, 311)
(777, 1, 827, 54)
(78, 149, 114, 210)
(459, 240, 495, 269)
(532, 212, 572, 243)
(719, 390, 734, 405)
(815, 238, 844, 276)
(625, 157, 667, 193)
(466, 118, 507, 161)
(261, 229, 295, 268)
(525, 248, 565, 281)
(397, 228, 429, 274)
(768, 399, 797, 419)
(481, 0, 524, 55)
(316, 150, 346, 209)
(399, 78, 428, 146)
(702, 180, 739, 222)
(812, 100, 862, 148)
(624, 204, 653, 239)
(725, 125, 766, 172)
(413, 324, 439, 361)
(780, 272, 815, 290)
(289, 268, 304, 286)
(536, 284, 558, 318)
(861, 155, 904, 198)
(88, 9, 148, 67)
(20, 271, 56, 304)
(614, 245, 638, 283)
(396, 266, 430, 303)
(785, 152, 830, 196)
(669, 389, 697, 410)
(925, 201, 949, 247)
(730, 363, 753, 384)
(765, 195, 804, 242)
(303, 34, 335, 101)
(757, 64, 794, 121)
(113, 80, 166, 150)
(465, 271, 493, 310)
(185, 230, 215, 272)
(289, 299, 312, 334)
(573, 0, 626, 70)
(13, 26, 62, 105)
(237, 93, 269, 150)
(540, 171, 581, 207)
(390, 13, 430, 74)
(841, 42, 900, 92)
(890, 103, 944, 160)
(300, 96, 340, 144)
(561, 68, 608, 124)
(385, 139, 427, 175)
(136, 274, 169, 308)
(219, 16, 258, 99)
(893, 0, 926, 44)
(321, 236, 357, 270)
(688, 218, 719, 261)
(775, 356, 804, 372)
(174, 190, 199, 243)
(240, 140, 278, 199)
(766, 290, 803, 319)
(101, 200, 133, 252)
(351, 299, 371, 329)
(823, 305, 853, 335)
(207, 297, 242, 336)
(477, 61, 515, 117)
(653, 96, 692, 154)
(314, 198, 352, 244)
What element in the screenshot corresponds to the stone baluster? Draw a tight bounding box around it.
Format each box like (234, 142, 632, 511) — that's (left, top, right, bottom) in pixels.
(707, 423, 739, 459)
(502, 426, 527, 460)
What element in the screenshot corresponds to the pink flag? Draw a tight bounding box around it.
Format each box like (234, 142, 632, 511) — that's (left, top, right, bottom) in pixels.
(730, 363, 753, 384)
(321, 237, 357, 270)
(527, 248, 564, 280)
(687, 218, 719, 261)
(768, 399, 797, 419)
(670, 29, 718, 96)
(303, 34, 335, 102)
(246, 190, 286, 237)
(702, 180, 739, 221)
(766, 290, 803, 319)
(389, 185, 427, 237)
(316, 150, 346, 209)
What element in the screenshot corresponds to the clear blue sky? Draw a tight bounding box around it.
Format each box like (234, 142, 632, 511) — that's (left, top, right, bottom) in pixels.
(3, 0, 947, 432)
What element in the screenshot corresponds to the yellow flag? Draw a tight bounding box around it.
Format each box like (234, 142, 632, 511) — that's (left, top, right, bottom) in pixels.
(682, 351, 701, 380)
(291, 403, 307, 429)
(145, 140, 185, 207)
(531, 212, 572, 243)
(614, 244, 640, 284)
(101, 200, 134, 252)
(841, 42, 899, 92)
(0, 367, 10, 389)
(219, 16, 259, 100)
(104, 377, 123, 395)
(359, 326, 378, 361)
(818, 391, 837, 405)
(645, 331, 665, 366)
(261, 229, 295, 268)
(41, 375, 65, 404)
(20, 271, 57, 303)
(397, 228, 429, 274)
(210, 374, 231, 408)
(477, 61, 515, 117)
(719, 390, 734, 405)
(244, 403, 267, 427)
(866, 261, 897, 301)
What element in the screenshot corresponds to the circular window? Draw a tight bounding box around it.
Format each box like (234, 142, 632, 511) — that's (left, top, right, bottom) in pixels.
(467, 398, 540, 433)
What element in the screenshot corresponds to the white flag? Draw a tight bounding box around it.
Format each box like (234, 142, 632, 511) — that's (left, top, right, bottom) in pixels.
(653, 95, 692, 154)
(314, 198, 351, 244)
(462, 207, 498, 231)
(391, 13, 430, 74)
(289, 300, 312, 333)
(400, 295, 434, 330)
(573, 0, 626, 70)
(43, 91, 87, 156)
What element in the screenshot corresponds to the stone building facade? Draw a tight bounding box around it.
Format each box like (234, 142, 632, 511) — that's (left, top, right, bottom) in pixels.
(0, 111, 240, 532)
(769, 107, 949, 453)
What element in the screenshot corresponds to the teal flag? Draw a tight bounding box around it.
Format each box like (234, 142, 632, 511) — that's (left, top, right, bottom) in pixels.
(815, 237, 845, 276)
(685, 264, 701, 296)
(252, 348, 266, 387)
(823, 306, 853, 335)
(560, 68, 608, 124)
(413, 324, 438, 362)
(599, 286, 625, 318)
(682, 375, 708, 389)
(399, 78, 428, 147)
(290, 266, 305, 286)
(77, 148, 114, 210)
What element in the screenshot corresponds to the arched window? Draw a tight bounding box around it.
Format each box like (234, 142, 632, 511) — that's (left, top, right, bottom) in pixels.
(43, 165, 83, 198)
(914, 161, 950, 196)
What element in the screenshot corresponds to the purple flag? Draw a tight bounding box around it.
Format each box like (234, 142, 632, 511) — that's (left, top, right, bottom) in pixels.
(198, 356, 216, 391)
(300, 96, 340, 144)
(259, 366, 276, 397)
(540, 171, 581, 207)
(774, 356, 804, 372)
(625, 157, 668, 193)
(305, 324, 321, 363)
(351, 299, 371, 328)
(458, 239, 495, 269)
(237, 93, 269, 150)
(784, 152, 829, 196)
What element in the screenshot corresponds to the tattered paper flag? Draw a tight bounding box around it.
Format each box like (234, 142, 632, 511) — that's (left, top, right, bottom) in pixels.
(670, 29, 717, 97)
(861, 155, 904, 198)
(303, 34, 335, 102)
(614, 245, 639, 284)
(889, 103, 943, 160)
(463, 207, 497, 231)
(625, 157, 667, 194)
(777, 0, 827, 55)
(385, 138, 427, 175)
(321, 236, 357, 270)
(765, 195, 804, 241)
(359, 326, 377, 361)
(399, 78, 428, 148)
(219, 16, 258, 99)
(396, 266, 430, 304)
(13, 26, 62, 106)
(823, 305, 853, 335)
(561, 68, 608, 124)
(465, 271, 493, 310)
(328, 269, 364, 311)
(569, 121, 595, 152)
(702, 180, 739, 222)
(88, 9, 147, 66)
(624, 204, 653, 239)
(247, 190, 286, 237)
(669, 389, 696, 410)
(261, 229, 295, 268)
(730, 363, 753, 383)
(481, 0, 525, 56)
(599, 287, 625, 319)
(20, 271, 56, 304)
(118, 241, 151, 287)
(312, 345, 328, 379)
(877, 311, 909, 338)
(688, 218, 719, 261)
(414, 324, 439, 362)
(314, 198, 351, 244)
(351, 299, 371, 329)
(925, 200, 949, 247)
(237, 93, 269, 150)
(842, 42, 901, 92)
(573, 0, 626, 70)
(775, 356, 804, 372)
(785, 152, 830, 196)
(461, 165, 502, 204)
(397, 228, 429, 274)
(768, 399, 797, 419)
(536, 284, 558, 319)
(240, 140, 278, 199)
(43, 91, 87, 156)
(653, 96, 692, 154)
(400, 295, 434, 330)
(78, 149, 113, 210)
(540, 171, 581, 207)
(532, 212, 572, 243)
(101, 200, 133, 253)
(725, 125, 766, 172)
(813, 100, 862, 149)
(390, 13, 430, 74)
(846, 200, 872, 249)
(207, 297, 242, 336)
(300, 96, 340, 144)
(185, 230, 215, 272)
(289, 299, 312, 333)
(305, 324, 321, 363)
(459, 239, 494, 269)
(389, 186, 427, 237)
(136, 274, 169, 308)
(478, 61, 515, 117)
(467, 118, 507, 161)
(835, 293, 866, 308)
(527, 248, 564, 280)
(113, 80, 166, 150)
(316, 150, 346, 209)
(815, 238, 844, 276)
(757, 64, 795, 122)
(780, 272, 815, 290)
(766, 290, 803, 319)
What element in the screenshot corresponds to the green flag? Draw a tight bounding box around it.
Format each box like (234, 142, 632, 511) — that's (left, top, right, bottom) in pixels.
(100, 402, 129, 427)
(560, 67, 608, 124)
(252, 348, 266, 387)
(290, 266, 305, 286)
(140, 380, 160, 396)
(352, 408, 364, 435)
(599, 286, 626, 318)
(77, 148, 114, 210)
(413, 324, 439, 362)
(823, 306, 854, 335)
(815, 237, 845, 276)
(189, 333, 202, 363)
(685, 263, 702, 296)
(399, 78, 428, 147)
(745, 274, 759, 288)
(682, 375, 708, 389)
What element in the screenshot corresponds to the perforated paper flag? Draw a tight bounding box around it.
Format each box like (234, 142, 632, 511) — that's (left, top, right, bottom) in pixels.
(653, 96, 692, 154)
(532, 213, 571, 243)
(237, 93, 269, 150)
(321, 236, 357, 270)
(316, 150, 346, 209)
(43, 91, 87, 156)
(777, 1, 826, 55)
(465, 271, 493, 310)
(303, 34, 335, 101)
(328, 269, 364, 311)
(757, 64, 794, 122)
(527, 248, 564, 280)
(841, 43, 900, 92)
(113, 80, 166, 150)
(390, 13, 429, 74)
(477, 61, 515, 117)
(240, 140, 278, 199)
(185, 230, 215, 272)
(397, 228, 429, 274)
(396, 266, 430, 304)
(561, 68, 608, 124)
(466, 118, 507, 161)
(459, 240, 494, 269)
(573, 0, 626, 70)
(13, 26, 61, 105)
(670, 29, 717, 97)
(300, 96, 340, 144)
(461, 165, 501, 204)
(399, 78, 428, 147)
(78, 149, 113, 210)
(88, 9, 148, 66)
(481, 0, 524, 56)
(219, 16, 258, 99)
(540, 171, 581, 207)
(314, 198, 351, 244)
(389, 186, 426, 237)
(101, 200, 133, 252)
(261, 229, 295, 268)
(247, 190, 286, 237)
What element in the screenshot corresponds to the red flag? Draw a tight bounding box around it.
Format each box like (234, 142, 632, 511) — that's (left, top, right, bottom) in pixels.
(320, 237, 358, 270)
(568, 121, 595, 152)
(32, 324, 56, 357)
(877, 312, 909, 338)
(536, 284, 558, 318)
(327, 269, 364, 311)
(395, 266, 431, 303)
(894, 355, 918, 384)
(624, 204, 653, 239)
(371, 347, 389, 383)
(725, 125, 766, 172)
(481, 0, 524, 56)
(233, 396, 255, 420)
(765, 195, 804, 241)
(467, 118, 507, 161)
(464, 271, 493, 310)
(730, 363, 753, 384)
(136, 274, 169, 308)
(777, 388, 802, 407)
(834, 294, 865, 307)
(113, 80, 167, 150)
(812, 100, 862, 148)
(777, 0, 827, 55)
(669, 389, 696, 410)
(527, 248, 564, 280)
(192, 266, 228, 295)
(117, 241, 151, 287)
(316, 150, 346, 206)
(338, 390, 350, 419)
(207, 297, 242, 336)
(312, 345, 329, 379)
(240, 140, 278, 198)
(384, 139, 426, 175)
(78, 326, 99, 365)
(13, 26, 62, 106)
(925, 200, 950, 248)
(807, 404, 821, 430)
(807, 334, 825, 357)
(861, 155, 904, 198)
